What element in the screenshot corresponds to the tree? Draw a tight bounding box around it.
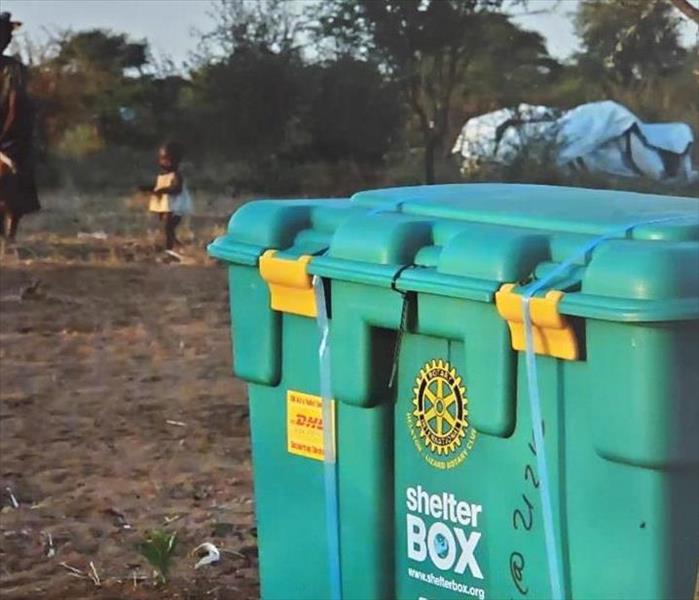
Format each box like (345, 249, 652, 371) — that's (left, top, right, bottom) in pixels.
(306, 57, 403, 163)
(575, 0, 687, 87)
(27, 30, 182, 153)
(186, 0, 314, 160)
(316, 0, 554, 183)
(455, 13, 559, 122)
(54, 29, 148, 75)
(669, 0, 699, 24)
(189, 48, 306, 159)
(197, 0, 307, 61)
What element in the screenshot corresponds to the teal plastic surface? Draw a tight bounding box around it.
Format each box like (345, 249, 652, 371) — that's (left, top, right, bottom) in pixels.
(208, 184, 699, 600)
(209, 184, 699, 321)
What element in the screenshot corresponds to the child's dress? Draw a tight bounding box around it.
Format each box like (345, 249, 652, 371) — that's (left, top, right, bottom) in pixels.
(149, 171, 193, 216)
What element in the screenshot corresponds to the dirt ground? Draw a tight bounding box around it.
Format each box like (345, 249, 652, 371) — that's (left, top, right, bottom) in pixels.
(0, 198, 261, 599)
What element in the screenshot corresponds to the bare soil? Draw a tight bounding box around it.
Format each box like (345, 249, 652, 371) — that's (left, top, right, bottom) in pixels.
(0, 203, 261, 599)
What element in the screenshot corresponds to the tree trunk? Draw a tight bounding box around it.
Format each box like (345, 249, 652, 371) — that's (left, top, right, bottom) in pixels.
(424, 131, 436, 184)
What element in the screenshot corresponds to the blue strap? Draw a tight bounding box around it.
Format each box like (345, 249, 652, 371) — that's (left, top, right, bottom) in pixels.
(521, 215, 691, 600)
(313, 275, 343, 600)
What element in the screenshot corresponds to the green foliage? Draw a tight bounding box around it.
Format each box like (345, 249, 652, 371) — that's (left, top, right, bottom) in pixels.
(306, 57, 402, 163)
(56, 124, 105, 158)
(198, 0, 306, 58)
(457, 12, 560, 115)
(22, 0, 699, 196)
(575, 0, 687, 86)
(29, 29, 157, 152)
(189, 49, 306, 159)
(551, 1, 699, 169)
(316, 0, 558, 182)
(137, 529, 177, 584)
(54, 29, 148, 74)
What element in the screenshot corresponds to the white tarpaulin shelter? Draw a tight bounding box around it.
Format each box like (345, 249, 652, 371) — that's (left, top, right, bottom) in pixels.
(452, 100, 698, 184)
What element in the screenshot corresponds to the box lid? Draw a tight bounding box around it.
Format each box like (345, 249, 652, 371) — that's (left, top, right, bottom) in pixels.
(208, 184, 699, 322)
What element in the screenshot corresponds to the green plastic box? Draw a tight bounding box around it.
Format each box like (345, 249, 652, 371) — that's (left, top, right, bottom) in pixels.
(208, 184, 699, 600)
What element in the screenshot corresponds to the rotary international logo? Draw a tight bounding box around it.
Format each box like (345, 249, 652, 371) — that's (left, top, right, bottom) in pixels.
(409, 359, 477, 469)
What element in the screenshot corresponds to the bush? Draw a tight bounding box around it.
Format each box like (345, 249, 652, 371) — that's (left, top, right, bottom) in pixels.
(56, 124, 105, 158)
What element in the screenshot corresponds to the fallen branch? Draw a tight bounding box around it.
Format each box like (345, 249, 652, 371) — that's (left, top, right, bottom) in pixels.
(44, 532, 55, 558)
(59, 562, 87, 578)
(88, 561, 101, 587)
(5, 487, 19, 509)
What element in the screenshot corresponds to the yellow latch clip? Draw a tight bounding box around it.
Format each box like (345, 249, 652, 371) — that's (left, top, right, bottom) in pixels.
(495, 283, 579, 360)
(259, 250, 317, 318)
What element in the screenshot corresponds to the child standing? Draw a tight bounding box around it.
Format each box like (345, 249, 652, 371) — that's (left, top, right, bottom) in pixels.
(145, 141, 192, 256)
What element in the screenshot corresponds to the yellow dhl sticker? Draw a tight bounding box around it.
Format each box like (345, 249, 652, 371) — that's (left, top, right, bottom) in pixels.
(286, 390, 333, 461)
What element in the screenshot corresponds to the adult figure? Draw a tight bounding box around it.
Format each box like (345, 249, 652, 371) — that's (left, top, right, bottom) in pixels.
(0, 12, 40, 242)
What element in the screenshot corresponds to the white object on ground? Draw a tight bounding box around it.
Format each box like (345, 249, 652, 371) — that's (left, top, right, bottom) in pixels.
(5, 487, 19, 509)
(88, 561, 101, 586)
(59, 562, 87, 578)
(77, 231, 108, 241)
(452, 100, 697, 184)
(164, 250, 183, 262)
(46, 532, 55, 557)
(193, 542, 221, 569)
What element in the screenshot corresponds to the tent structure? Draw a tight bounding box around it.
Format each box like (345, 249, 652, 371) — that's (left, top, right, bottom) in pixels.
(451, 100, 697, 184)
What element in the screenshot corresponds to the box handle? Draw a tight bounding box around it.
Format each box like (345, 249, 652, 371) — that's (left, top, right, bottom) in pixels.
(495, 283, 579, 361)
(259, 250, 318, 318)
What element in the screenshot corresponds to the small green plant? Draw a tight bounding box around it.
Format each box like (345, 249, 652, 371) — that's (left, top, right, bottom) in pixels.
(138, 529, 177, 584)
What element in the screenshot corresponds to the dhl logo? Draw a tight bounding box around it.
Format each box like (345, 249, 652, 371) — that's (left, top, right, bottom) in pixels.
(293, 414, 323, 429)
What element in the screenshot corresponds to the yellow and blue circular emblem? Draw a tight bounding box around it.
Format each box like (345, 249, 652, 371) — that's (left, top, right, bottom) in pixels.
(409, 359, 477, 469)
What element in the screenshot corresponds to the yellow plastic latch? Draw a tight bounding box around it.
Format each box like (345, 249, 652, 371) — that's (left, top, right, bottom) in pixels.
(495, 283, 579, 361)
(259, 250, 317, 318)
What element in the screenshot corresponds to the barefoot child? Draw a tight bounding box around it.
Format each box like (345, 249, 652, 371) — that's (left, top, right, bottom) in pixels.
(143, 141, 192, 255)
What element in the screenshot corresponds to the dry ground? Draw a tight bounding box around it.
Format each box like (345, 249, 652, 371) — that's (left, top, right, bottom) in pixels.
(0, 193, 261, 599)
